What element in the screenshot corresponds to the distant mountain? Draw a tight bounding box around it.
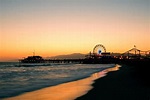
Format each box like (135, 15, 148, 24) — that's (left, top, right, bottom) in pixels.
(47, 53, 86, 59)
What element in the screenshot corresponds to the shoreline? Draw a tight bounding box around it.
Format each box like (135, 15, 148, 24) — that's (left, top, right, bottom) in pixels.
(76, 64, 150, 100)
(3, 64, 120, 100)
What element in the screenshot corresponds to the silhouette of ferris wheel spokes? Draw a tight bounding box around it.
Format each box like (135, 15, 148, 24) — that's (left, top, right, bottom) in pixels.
(93, 44, 106, 55)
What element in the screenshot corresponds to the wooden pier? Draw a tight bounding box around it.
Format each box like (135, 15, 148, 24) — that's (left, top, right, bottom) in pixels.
(19, 44, 150, 64)
(44, 59, 84, 64)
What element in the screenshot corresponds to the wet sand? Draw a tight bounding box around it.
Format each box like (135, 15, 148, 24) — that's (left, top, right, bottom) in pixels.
(76, 64, 150, 100)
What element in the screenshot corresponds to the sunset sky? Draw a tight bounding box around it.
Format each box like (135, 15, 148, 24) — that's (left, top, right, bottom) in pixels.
(0, 0, 150, 61)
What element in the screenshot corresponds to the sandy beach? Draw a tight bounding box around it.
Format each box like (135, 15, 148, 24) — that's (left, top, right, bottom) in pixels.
(76, 64, 150, 100)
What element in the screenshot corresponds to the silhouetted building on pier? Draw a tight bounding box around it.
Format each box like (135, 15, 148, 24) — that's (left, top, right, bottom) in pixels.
(19, 44, 150, 64)
(20, 56, 44, 63)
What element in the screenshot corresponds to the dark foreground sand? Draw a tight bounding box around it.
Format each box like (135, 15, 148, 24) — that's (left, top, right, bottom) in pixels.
(76, 64, 150, 100)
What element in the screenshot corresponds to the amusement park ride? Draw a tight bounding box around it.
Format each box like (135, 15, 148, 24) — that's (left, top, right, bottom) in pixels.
(19, 44, 150, 64)
(84, 44, 150, 64)
(85, 44, 110, 58)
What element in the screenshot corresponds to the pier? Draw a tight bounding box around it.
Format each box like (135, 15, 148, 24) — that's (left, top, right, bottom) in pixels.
(19, 44, 150, 64)
(44, 59, 84, 64)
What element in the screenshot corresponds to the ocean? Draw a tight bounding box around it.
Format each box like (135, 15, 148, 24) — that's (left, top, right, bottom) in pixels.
(0, 62, 115, 99)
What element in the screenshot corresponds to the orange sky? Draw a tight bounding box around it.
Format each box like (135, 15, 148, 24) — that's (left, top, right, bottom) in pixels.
(0, 0, 150, 61)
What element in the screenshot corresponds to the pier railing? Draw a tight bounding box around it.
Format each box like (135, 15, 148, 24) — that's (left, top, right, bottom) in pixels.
(44, 58, 85, 64)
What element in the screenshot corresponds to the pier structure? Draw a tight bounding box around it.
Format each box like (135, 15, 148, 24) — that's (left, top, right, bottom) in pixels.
(19, 44, 150, 64)
(119, 46, 150, 59)
(44, 58, 84, 64)
(44, 44, 111, 64)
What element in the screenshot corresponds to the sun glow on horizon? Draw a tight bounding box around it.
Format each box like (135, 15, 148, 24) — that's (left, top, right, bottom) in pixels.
(0, 0, 149, 61)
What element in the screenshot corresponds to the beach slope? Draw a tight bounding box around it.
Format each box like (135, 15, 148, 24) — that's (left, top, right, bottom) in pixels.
(76, 64, 150, 100)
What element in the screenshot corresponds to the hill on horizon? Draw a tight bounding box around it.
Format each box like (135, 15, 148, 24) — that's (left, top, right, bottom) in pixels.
(47, 53, 86, 59)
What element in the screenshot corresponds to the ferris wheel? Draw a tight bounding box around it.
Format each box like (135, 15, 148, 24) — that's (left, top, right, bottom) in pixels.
(93, 44, 106, 55)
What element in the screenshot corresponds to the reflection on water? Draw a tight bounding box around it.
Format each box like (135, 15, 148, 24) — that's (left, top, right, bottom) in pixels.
(5, 64, 121, 100)
(0, 63, 114, 99)
(92, 64, 121, 80)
